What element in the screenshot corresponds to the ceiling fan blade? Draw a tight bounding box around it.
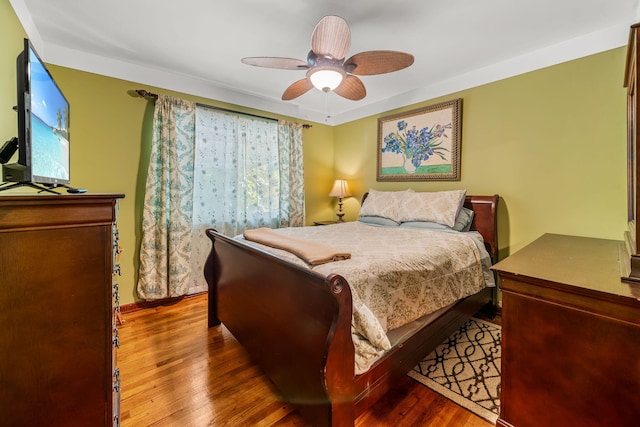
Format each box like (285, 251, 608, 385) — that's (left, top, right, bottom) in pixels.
(344, 50, 414, 75)
(241, 57, 308, 70)
(311, 15, 351, 60)
(333, 75, 366, 101)
(282, 78, 314, 100)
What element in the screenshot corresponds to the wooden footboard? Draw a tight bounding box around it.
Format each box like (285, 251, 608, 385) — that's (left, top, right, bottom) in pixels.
(204, 229, 356, 426)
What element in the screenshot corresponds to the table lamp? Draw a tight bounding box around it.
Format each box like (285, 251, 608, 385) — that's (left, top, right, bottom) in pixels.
(328, 179, 352, 222)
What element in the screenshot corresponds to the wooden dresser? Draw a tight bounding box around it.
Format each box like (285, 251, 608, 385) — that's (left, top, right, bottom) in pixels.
(492, 233, 640, 427)
(0, 194, 124, 426)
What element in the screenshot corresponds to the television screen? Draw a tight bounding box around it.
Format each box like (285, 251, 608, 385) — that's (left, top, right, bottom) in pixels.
(26, 41, 70, 184)
(2, 39, 71, 187)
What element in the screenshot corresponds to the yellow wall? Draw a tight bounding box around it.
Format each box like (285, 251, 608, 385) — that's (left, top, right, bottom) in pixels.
(2, 2, 629, 304)
(0, 0, 26, 138)
(334, 48, 628, 258)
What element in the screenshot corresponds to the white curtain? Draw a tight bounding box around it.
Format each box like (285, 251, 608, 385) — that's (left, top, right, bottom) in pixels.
(186, 107, 305, 294)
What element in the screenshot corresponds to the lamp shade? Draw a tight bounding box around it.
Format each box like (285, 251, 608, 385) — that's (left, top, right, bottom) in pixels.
(308, 66, 345, 92)
(328, 179, 352, 198)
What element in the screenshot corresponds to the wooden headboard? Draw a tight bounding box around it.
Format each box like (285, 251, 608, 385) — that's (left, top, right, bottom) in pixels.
(361, 193, 499, 263)
(463, 195, 499, 262)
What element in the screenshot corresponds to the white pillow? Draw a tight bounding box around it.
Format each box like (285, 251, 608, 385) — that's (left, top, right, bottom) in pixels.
(359, 189, 413, 223)
(398, 190, 467, 228)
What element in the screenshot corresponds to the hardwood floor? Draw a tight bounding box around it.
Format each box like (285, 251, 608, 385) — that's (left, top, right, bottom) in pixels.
(118, 294, 495, 427)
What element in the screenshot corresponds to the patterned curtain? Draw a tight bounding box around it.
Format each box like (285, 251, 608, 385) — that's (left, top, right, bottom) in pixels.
(137, 95, 196, 299)
(186, 109, 305, 294)
(278, 120, 305, 228)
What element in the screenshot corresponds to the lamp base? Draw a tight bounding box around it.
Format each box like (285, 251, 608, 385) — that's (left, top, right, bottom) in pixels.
(335, 197, 345, 222)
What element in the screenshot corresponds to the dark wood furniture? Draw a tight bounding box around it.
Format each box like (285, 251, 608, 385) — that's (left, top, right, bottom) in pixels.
(622, 23, 640, 284)
(0, 194, 124, 427)
(204, 195, 499, 427)
(492, 233, 640, 427)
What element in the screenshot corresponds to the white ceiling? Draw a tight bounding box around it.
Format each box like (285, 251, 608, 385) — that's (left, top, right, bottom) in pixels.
(9, 0, 640, 125)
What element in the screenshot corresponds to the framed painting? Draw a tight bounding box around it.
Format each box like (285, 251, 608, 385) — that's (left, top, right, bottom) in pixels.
(377, 98, 462, 181)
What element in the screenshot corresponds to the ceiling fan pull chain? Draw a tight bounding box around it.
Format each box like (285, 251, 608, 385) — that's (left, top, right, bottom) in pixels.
(325, 92, 332, 123)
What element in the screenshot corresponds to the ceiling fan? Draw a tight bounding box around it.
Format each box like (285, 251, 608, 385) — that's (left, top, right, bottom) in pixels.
(241, 15, 414, 101)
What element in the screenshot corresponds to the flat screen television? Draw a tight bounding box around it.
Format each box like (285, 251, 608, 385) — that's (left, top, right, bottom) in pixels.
(1, 38, 70, 187)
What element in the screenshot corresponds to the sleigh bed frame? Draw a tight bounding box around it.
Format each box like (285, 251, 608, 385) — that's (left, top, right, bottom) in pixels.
(204, 194, 499, 426)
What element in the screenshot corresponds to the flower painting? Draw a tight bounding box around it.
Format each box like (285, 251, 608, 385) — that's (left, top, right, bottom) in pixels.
(377, 99, 462, 181)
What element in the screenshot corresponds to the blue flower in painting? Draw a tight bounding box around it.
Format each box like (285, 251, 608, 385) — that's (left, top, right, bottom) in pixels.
(381, 119, 452, 172)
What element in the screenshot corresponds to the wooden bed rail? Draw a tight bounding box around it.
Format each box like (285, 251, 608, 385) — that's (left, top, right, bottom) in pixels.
(204, 229, 355, 426)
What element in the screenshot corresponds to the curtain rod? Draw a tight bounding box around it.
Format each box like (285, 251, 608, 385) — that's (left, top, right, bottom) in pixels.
(135, 89, 312, 128)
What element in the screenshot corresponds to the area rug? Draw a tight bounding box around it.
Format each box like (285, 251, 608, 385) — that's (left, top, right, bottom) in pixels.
(408, 317, 501, 423)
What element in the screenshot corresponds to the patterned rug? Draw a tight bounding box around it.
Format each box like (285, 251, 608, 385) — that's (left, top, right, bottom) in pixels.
(408, 317, 501, 423)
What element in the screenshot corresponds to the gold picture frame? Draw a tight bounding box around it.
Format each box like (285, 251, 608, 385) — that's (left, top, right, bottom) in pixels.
(377, 98, 462, 181)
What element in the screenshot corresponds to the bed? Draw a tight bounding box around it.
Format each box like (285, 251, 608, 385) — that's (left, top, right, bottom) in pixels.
(204, 191, 499, 426)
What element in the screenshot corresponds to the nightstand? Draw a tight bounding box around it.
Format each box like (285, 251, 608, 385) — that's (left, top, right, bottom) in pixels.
(313, 220, 339, 226)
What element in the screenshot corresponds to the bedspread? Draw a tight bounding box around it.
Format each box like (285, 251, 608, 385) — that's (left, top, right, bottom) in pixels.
(239, 221, 494, 374)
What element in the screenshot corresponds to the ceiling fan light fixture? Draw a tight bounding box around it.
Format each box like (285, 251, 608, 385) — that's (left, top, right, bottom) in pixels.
(308, 66, 345, 92)
(244, 16, 413, 101)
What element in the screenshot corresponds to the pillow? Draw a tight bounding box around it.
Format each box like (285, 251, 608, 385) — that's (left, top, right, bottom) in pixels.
(359, 189, 413, 223)
(400, 208, 474, 232)
(399, 221, 450, 231)
(358, 216, 401, 227)
(399, 208, 474, 232)
(398, 189, 467, 228)
(454, 206, 474, 232)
